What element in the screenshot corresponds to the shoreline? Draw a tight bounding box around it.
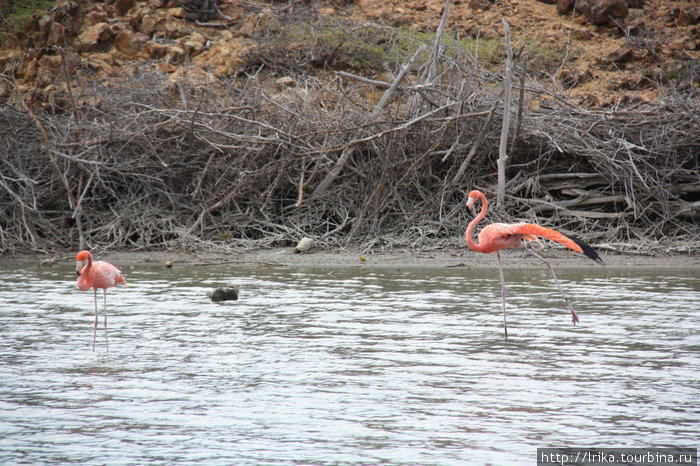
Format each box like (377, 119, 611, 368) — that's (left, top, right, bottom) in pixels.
(3, 247, 698, 271)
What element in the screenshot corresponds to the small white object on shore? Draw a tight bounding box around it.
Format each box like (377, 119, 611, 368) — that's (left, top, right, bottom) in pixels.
(294, 237, 315, 253)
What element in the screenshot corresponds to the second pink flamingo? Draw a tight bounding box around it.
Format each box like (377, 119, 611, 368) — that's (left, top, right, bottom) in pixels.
(76, 250, 126, 352)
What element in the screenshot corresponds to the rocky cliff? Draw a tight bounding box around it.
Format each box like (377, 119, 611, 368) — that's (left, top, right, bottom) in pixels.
(0, 0, 697, 108)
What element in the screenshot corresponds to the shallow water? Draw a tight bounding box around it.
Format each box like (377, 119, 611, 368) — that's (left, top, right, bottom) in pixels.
(0, 261, 698, 464)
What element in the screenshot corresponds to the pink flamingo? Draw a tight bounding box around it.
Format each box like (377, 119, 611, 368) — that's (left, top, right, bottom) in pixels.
(76, 250, 126, 351)
(465, 190, 603, 337)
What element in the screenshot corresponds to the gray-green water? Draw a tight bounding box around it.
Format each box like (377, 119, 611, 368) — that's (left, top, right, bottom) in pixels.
(0, 261, 698, 464)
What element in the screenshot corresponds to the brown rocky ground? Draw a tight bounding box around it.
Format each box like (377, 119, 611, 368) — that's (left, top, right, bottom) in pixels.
(0, 0, 698, 108)
(356, 0, 699, 106)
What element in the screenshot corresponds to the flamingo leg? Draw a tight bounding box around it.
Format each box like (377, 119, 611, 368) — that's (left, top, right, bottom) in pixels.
(496, 251, 508, 338)
(93, 288, 98, 351)
(524, 248, 580, 325)
(103, 289, 109, 353)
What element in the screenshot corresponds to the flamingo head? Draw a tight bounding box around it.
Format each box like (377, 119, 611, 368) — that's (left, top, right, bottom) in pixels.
(466, 190, 483, 211)
(76, 250, 92, 277)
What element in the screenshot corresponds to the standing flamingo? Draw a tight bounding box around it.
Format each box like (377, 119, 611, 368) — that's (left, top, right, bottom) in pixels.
(465, 190, 603, 337)
(76, 250, 126, 351)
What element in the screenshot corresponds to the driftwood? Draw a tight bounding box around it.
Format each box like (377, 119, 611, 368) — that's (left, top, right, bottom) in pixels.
(510, 53, 527, 153)
(372, 44, 427, 120)
(337, 72, 392, 89)
(448, 93, 502, 190)
(497, 19, 514, 209)
(0, 13, 697, 256)
(411, 0, 451, 116)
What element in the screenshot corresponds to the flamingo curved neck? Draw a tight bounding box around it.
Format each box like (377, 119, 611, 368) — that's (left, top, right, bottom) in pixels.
(77, 252, 94, 286)
(82, 255, 93, 271)
(466, 193, 488, 253)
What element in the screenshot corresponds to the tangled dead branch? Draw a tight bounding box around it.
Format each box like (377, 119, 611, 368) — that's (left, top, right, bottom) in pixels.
(0, 35, 698, 256)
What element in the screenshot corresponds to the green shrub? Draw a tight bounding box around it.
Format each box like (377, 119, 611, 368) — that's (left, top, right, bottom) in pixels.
(0, 0, 56, 43)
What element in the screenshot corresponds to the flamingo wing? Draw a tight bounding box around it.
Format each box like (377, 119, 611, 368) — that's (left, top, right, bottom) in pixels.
(476, 223, 533, 252)
(90, 261, 127, 289)
(499, 223, 603, 264)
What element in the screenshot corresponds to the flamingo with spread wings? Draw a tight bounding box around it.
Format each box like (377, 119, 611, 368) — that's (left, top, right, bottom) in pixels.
(76, 250, 126, 351)
(465, 190, 603, 337)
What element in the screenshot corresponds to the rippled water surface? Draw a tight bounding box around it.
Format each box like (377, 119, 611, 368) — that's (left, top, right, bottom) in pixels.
(0, 259, 698, 464)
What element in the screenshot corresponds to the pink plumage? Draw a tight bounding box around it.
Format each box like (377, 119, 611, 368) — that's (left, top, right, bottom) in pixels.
(76, 250, 126, 351)
(465, 190, 602, 337)
(77, 260, 126, 290)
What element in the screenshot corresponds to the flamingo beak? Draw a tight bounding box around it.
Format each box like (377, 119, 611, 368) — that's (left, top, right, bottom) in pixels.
(466, 197, 475, 210)
(76, 261, 82, 277)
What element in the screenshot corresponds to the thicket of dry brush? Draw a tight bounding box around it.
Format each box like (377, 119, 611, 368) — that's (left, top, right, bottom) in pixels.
(0, 43, 698, 255)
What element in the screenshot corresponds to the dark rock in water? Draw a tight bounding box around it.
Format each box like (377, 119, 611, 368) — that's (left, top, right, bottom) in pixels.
(209, 287, 239, 302)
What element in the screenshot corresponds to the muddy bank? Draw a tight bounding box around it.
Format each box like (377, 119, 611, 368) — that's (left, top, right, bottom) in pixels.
(6, 247, 697, 272)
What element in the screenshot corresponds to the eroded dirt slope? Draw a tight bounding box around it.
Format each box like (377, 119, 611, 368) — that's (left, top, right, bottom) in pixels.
(0, 0, 697, 108)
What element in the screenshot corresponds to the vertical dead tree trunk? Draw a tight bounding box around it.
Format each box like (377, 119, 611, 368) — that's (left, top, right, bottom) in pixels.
(58, 47, 79, 127)
(497, 19, 513, 209)
(424, 0, 451, 83)
(410, 0, 451, 116)
(510, 53, 527, 154)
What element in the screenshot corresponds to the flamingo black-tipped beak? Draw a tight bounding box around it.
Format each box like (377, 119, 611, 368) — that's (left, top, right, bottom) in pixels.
(466, 197, 476, 218)
(76, 261, 82, 277)
(466, 197, 474, 210)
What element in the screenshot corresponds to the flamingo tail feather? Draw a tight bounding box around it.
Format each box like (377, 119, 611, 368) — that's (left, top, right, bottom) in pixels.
(563, 234, 604, 264)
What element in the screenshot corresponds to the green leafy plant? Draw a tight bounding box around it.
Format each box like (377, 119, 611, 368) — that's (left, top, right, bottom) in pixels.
(0, 0, 56, 43)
